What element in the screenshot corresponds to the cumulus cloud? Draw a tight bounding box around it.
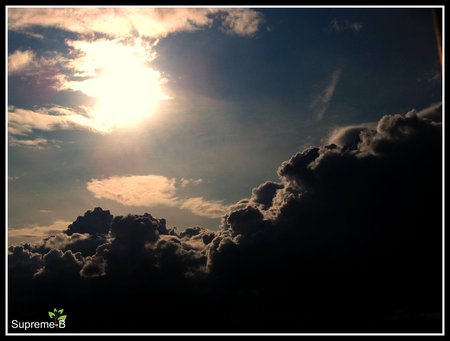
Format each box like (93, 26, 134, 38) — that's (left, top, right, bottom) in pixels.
(311, 68, 342, 120)
(328, 18, 363, 33)
(8, 8, 265, 38)
(8, 106, 442, 332)
(66, 207, 113, 235)
(8, 50, 34, 74)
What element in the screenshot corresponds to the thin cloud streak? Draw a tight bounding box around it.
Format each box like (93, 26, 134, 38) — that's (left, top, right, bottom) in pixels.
(311, 68, 342, 120)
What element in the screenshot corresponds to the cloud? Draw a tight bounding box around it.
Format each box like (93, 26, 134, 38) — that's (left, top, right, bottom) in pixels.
(66, 207, 114, 235)
(87, 175, 227, 219)
(180, 197, 229, 218)
(8, 50, 34, 74)
(180, 178, 204, 188)
(8, 8, 265, 38)
(327, 123, 375, 147)
(414, 102, 442, 121)
(9, 220, 71, 245)
(311, 68, 342, 120)
(218, 8, 265, 36)
(8, 107, 442, 332)
(8, 137, 54, 149)
(87, 175, 179, 207)
(328, 18, 363, 33)
(8, 107, 96, 137)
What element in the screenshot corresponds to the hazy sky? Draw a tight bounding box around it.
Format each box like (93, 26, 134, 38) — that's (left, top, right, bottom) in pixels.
(7, 7, 441, 244)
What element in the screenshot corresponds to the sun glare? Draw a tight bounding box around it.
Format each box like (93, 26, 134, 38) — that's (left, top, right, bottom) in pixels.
(68, 39, 170, 132)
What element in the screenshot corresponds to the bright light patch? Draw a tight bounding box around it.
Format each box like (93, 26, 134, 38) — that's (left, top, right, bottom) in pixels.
(66, 39, 170, 132)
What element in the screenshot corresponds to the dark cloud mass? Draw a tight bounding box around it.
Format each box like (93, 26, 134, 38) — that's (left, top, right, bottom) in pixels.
(8, 107, 442, 333)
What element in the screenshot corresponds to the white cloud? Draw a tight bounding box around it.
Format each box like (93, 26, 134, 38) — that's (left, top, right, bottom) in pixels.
(86, 174, 228, 219)
(311, 68, 342, 120)
(87, 174, 179, 207)
(8, 50, 34, 74)
(8, 8, 265, 38)
(180, 197, 229, 219)
(328, 18, 363, 33)
(9, 220, 70, 245)
(8, 107, 100, 137)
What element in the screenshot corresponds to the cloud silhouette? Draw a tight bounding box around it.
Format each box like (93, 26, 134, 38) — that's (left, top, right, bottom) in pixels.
(8, 106, 442, 333)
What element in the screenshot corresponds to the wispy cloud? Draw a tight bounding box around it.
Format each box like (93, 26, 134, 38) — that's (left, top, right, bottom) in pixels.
(9, 220, 70, 245)
(328, 18, 363, 33)
(8, 107, 96, 138)
(86, 174, 228, 219)
(180, 178, 204, 188)
(8, 50, 35, 74)
(311, 68, 342, 120)
(87, 175, 179, 207)
(8, 8, 265, 38)
(8, 137, 54, 149)
(180, 197, 228, 218)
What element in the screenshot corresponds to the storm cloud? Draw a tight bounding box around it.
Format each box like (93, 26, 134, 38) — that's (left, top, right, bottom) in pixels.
(8, 106, 442, 333)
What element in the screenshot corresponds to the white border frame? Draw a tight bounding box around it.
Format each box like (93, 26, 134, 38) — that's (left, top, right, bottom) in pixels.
(5, 4, 445, 336)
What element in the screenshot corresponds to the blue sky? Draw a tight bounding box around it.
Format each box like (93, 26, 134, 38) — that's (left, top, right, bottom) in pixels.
(7, 7, 441, 244)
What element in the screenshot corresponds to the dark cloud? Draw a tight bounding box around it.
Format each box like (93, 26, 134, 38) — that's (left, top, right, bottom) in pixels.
(65, 207, 113, 235)
(8, 108, 442, 333)
(31, 233, 107, 257)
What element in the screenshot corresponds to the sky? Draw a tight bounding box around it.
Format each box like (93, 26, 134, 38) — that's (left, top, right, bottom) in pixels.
(7, 7, 441, 244)
(7, 7, 443, 334)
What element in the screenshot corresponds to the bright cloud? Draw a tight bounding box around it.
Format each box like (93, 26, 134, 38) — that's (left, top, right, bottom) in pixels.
(8, 8, 265, 38)
(86, 174, 228, 219)
(7, 8, 265, 138)
(8, 107, 95, 136)
(9, 220, 70, 245)
(8, 50, 35, 74)
(87, 175, 179, 207)
(180, 197, 228, 219)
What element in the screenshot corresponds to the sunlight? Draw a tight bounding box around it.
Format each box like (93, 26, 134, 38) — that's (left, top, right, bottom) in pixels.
(67, 38, 170, 132)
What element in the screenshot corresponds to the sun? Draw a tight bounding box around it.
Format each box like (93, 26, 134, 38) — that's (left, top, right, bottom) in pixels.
(67, 38, 170, 133)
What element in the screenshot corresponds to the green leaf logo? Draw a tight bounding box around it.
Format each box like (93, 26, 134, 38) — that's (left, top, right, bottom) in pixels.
(48, 308, 67, 326)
